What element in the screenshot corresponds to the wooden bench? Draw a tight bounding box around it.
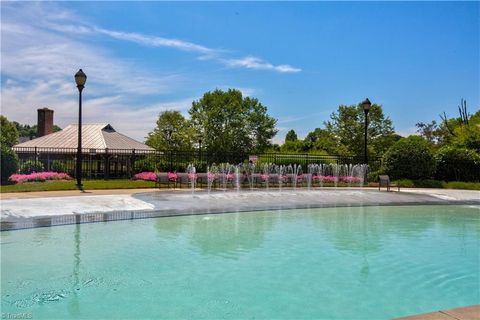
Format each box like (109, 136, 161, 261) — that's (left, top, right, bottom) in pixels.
(378, 175, 400, 192)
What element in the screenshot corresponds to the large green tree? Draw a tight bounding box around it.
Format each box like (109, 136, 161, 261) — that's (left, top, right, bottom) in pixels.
(189, 89, 277, 154)
(0, 115, 19, 184)
(303, 127, 346, 154)
(1, 115, 19, 148)
(145, 110, 196, 151)
(324, 103, 398, 156)
(285, 129, 298, 142)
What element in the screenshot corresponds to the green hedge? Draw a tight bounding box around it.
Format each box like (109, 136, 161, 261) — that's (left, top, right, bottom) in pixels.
(382, 136, 436, 180)
(434, 146, 480, 182)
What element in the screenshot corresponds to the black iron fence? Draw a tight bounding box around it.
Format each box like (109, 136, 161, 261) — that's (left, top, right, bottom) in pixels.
(13, 146, 382, 179)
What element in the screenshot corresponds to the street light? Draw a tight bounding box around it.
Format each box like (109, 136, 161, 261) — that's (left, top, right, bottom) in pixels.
(164, 128, 173, 171)
(197, 133, 203, 166)
(74, 69, 87, 190)
(360, 98, 371, 165)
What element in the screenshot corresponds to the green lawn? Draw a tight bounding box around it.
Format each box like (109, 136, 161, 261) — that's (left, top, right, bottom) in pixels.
(0, 179, 157, 193)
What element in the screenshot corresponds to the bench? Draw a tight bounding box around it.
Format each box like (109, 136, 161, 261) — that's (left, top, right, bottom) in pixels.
(378, 175, 400, 192)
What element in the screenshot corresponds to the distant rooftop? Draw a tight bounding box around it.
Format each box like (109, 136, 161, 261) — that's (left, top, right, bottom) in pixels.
(14, 123, 153, 151)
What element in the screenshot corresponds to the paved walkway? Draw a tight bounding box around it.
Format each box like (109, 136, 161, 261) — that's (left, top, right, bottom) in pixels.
(394, 304, 480, 320)
(1, 188, 478, 230)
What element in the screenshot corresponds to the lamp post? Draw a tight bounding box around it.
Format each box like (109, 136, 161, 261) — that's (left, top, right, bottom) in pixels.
(74, 69, 87, 190)
(197, 133, 203, 168)
(360, 98, 371, 165)
(165, 128, 173, 171)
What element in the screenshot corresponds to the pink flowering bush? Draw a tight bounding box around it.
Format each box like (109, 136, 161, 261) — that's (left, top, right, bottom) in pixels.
(312, 175, 337, 183)
(207, 172, 217, 182)
(340, 176, 361, 183)
(312, 175, 361, 184)
(188, 173, 197, 180)
(9, 172, 72, 184)
(167, 172, 177, 182)
(133, 172, 157, 182)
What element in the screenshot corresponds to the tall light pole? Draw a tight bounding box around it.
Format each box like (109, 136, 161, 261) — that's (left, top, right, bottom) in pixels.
(361, 98, 371, 165)
(197, 133, 203, 168)
(165, 128, 173, 172)
(75, 69, 87, 190)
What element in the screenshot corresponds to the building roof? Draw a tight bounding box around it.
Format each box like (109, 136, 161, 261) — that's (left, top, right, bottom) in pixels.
(14, 123, 153, 151)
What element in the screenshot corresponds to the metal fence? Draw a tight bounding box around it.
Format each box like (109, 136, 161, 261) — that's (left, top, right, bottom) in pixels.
(13, 146, 382, 179)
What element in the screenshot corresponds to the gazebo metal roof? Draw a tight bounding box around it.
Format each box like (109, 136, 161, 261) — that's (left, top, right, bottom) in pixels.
(14, 123, 153, 151)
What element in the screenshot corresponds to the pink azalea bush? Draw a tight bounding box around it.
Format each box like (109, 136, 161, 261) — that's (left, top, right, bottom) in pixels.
(9, 172, 72, 184)
(340, 176, 361, 183)
(312, 175, 337, 183)
(207, 172, 217, 182)
(312, 175, 361, 184)
(188, 173, 197, 180)
(167, 172, 177, 182)
(133, 172, 157, 182)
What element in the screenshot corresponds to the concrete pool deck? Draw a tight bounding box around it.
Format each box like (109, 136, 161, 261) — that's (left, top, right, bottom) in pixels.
(1, 188, 478, 231)
(394, 304, 480, 320)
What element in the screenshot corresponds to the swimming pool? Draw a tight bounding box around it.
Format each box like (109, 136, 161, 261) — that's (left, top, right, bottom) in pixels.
(1, 205, 479, 319)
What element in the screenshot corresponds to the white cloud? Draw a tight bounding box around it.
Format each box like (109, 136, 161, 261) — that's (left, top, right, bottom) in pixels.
(224, 56, 301, 73)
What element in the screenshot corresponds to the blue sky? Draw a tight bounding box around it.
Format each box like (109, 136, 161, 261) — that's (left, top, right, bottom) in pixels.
(1, 1, 478, 143)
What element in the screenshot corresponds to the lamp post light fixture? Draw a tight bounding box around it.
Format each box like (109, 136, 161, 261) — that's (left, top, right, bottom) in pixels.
(360, 98, 372, 166)
(74, 69, 87, 190)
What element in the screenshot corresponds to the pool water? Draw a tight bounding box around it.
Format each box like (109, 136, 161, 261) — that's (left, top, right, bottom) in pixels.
(1, 205, 479, 319)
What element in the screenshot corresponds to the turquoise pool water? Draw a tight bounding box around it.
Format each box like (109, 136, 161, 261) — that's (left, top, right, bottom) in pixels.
(1, 205, 479, 319)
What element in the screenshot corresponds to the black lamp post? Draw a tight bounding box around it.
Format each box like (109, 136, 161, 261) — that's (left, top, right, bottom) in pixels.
(197, 133, 203, 167)
(361, 98, 372, 165)
(165, 128, 173, 171)
(74, 69, 87, 190)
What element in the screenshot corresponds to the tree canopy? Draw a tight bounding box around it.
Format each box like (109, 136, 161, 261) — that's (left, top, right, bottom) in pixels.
(324, 103, 398, 156)
(1, 115, 19, 148)
(145, 110, 196, 151)
(189, 89, 277, 154)
(285, 129, 298, 142)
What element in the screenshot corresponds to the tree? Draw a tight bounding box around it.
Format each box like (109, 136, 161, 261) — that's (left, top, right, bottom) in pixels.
(189, 89, 277, 155)
(285, 129, 298, 142)
(324, 103, 397, 156)
(303, 128, 343, 154)
(145, 110, 196, 151)
(0, 115, 19, 184)
(1, 115, 19, 148)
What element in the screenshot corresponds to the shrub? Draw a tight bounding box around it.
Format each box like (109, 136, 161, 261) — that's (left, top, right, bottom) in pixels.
(50, 161, 67, 173)
(444, 181, 480, 190)
(19, 160, 45, 174)
(434, 146, 480, 182)
(1, 147, 18, 184)
(133, 172, 157, 182)
(394, 179, 415, 188)
(9, 172, 72, 184)
(412, 179, 445, 188)
(382, 136, 436, 180)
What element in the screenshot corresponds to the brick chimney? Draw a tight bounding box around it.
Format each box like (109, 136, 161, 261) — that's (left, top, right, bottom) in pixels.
(37, 108, 54, 137)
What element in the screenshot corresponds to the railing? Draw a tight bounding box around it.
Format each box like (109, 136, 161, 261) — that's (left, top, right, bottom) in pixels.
(13, 147, 382, 179)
